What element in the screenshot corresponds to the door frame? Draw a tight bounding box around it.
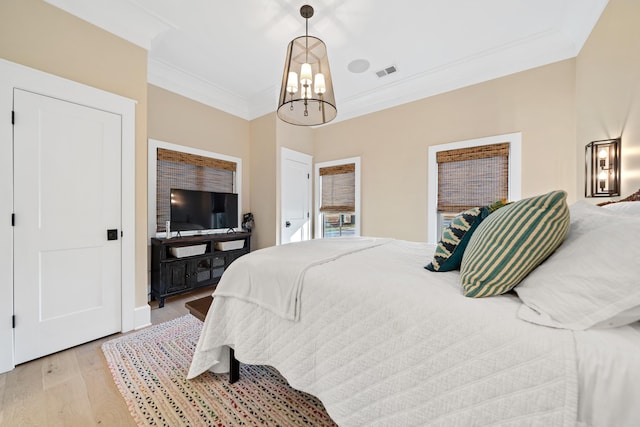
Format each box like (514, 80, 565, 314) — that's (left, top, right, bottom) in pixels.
(0, 58, 137, 373)
(279, 147, 313, 245)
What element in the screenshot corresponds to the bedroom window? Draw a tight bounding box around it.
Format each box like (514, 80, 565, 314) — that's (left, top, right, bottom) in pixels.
(156, 148, 236, 233)
(147, 138, 242, 240)
(427, 133, 522, 243)
(437, 142, 509, 211)
(315, 157, 361, 238)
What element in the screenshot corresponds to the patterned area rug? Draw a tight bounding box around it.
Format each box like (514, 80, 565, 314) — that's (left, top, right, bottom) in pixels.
(102, 314, 337, 426)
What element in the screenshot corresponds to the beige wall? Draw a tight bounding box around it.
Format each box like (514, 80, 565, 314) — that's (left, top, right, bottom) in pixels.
(248, 0, 640, 245)
(313, 60, 576, 242)
(576, 0, 640, 198)
(147, 85, 251, 215)
(3, 0, 639, 304)
(0, 0, 149, 305)
(249, 114, 277, 249)
(277, 119, 315, 154)
(247, 114, 314, 249)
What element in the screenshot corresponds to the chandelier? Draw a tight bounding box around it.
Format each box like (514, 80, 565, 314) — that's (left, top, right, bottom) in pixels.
(277, 5, 337, 126)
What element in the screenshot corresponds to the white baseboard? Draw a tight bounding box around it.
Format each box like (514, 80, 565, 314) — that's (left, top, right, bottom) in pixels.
(133, 304, 152, 330)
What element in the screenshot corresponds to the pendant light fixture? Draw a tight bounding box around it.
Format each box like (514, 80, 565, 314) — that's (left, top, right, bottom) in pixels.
(277, 5, 337, 126)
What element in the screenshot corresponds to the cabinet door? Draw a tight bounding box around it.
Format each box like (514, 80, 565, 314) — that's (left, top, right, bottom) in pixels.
(211, 255, 226, 281)
(163, 262, 190, 293)
(192, 257, 213, 285)
(191, 255, 225, 288)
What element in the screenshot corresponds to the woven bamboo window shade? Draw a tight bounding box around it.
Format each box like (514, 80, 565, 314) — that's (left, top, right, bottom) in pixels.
(156, 148, 236, 232)
(319, 163, 356, 212)
(437, 143, 509, 212)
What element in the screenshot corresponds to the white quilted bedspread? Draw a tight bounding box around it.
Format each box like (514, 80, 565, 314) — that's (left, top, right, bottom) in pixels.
(212, 237, 391, 320)
(189, 239, 578, 427)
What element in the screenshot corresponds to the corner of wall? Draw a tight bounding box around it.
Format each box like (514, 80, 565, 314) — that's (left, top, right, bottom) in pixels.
(249, 114, 278, 249)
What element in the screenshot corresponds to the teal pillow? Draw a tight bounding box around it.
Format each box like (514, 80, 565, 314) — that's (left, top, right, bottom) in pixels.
(460, 190, 570, 298)
(425, 207, 488, 272)
(425, 201, 506, 272)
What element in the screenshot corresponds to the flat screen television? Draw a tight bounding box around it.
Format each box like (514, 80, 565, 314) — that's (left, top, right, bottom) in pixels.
(170, 189, 238, 232)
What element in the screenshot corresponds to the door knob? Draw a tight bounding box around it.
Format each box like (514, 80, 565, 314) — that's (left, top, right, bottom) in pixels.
(285, 221, 291, 228)
(107, 229, 118, 240)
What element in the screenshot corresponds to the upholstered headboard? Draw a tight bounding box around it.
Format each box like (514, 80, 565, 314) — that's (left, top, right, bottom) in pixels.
(597, 188, 640, 206)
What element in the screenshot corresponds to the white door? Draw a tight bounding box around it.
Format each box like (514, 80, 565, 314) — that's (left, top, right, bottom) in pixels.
(13, 89, 122, 364)
(281, 148, 312, 244)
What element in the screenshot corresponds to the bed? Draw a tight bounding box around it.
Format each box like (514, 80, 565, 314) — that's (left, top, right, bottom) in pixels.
(188, 190, 640, 427)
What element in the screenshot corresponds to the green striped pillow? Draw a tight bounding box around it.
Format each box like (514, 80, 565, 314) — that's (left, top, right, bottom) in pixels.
(460, 190, 569, 298)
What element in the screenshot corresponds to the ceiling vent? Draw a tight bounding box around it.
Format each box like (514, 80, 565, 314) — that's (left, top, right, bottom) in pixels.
(376, 65, 398, 78)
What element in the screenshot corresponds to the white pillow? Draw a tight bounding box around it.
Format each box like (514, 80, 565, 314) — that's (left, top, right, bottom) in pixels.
(515, 201, 640, 330)
(601, 201, 640, 216)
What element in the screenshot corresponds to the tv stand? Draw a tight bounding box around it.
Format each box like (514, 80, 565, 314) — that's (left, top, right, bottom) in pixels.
(150, 232, 251, 307)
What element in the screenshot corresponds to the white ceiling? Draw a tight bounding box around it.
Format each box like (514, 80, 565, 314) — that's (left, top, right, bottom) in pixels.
(44, 0, 608, 124)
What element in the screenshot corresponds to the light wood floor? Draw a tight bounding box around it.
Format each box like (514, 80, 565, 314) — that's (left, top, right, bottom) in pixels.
(0, 288, 214, 427)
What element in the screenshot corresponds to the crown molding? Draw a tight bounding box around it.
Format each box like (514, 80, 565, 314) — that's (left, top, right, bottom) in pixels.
(246, 85, 281, 121)
(44, 0, 173, 50)
(45, 0, 605, 125)
(330, 29, 578, 124)
(148, 58, 251, 119)
(148, 28, 581, 125)
(560, 0, 610, 56)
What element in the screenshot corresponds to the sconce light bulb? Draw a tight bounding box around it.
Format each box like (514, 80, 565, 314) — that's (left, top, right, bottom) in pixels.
(598, 148, 608, 159)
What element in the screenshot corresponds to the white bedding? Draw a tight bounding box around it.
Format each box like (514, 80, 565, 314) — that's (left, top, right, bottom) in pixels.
(574, 322, 640, 427)
(189, 239, 581, 426)
(212, 237, 390, 320)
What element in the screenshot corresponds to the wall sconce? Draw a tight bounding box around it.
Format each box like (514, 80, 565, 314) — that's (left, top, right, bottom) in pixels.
(585, 137, 621, 197)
